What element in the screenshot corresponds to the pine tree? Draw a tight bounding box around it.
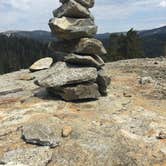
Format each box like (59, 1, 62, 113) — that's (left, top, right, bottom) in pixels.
(107, 28, 144, 61)
(125, 28, 144, 59)
(107, 34, 121, 61)
(117, 33, 127, 60)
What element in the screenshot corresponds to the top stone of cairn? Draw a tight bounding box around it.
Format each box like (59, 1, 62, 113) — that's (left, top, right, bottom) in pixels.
(49, 0, 97, 40)
(53, 0, 92, 19)
(60, 0, 95, 8)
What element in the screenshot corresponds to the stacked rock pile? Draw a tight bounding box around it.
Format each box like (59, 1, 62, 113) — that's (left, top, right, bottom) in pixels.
(36, 0, 111, 101)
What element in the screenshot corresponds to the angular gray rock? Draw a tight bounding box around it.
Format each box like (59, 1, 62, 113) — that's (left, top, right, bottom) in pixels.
(97, 69, 111, 96)
(64, 53, 104, 69)
(157, 131, 166, 139)
(48, 83, 100, 101)
(49, 17, 97, 40)
(53, 0, 91, 18)
(0, 147, 52, 166)
(91, 54, 105, 65)
(60, 0, 95, 8)
(22, 123, 60, 148)
(29, 57, 53, 72)
(35, 62, 98, 88)
(49, 38, 107, 55)
(75, 38, 107, 55)
(139, 76, 154, 85)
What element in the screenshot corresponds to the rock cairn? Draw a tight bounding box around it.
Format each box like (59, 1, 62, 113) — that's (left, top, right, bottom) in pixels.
(36, 0, 110, 101)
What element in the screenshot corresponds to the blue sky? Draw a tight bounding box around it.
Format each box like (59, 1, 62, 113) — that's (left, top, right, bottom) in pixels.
(0, 0, 166, 33)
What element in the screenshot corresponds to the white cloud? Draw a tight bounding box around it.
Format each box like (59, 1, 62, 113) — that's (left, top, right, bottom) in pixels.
(0, 0, 166, 33)
(159, 23, 166, 27)
(0, 0, 31, 10)
(159, 0, 166, 7)
(92, 0, 166, 32)
(93, 0, 160, 21)
(0, 0, 60, 31)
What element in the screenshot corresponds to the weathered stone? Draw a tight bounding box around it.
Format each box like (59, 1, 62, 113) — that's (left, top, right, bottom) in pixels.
(97, 69, 111, 96)
(74, 38, 107, 55)
(157, 131, 166, 139)
(92, 54, 105, 65)
(53, 0, 91, 18)
(35, 62, 98, 88)
(22, 123, 60, 148)
(18, 74, 35, 81)
(64, 53, 104, 69)
(123, 91, 132, 98)
(62, 126, 73, 137)
(0, 147, 52, 166)
(139, 76, 154, 85)
(51, 142, 96, 166)
(29, 57, 53, 72)
(49, 38, 107, 55)
(60, 0, 95, 8)
(48, 83, 100, 101)
(49, 17, 97, 40)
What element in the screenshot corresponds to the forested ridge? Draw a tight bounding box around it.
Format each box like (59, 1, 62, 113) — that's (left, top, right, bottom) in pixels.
(0, 27, 166, 74)
(0, 35, 51, 74)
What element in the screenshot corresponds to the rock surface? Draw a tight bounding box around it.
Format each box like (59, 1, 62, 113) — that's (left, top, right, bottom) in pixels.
(22, 123, 60, 148)
(0, 147, 52, 166)
(53, 0, 91, 18)
(0, 58, 166, 165)
(62, 126, 73, 137)
(49, 38, 107, 55)
(35, 62, 98, 89)
(49, 17, 97, 40)
(29, 57, 53, 72)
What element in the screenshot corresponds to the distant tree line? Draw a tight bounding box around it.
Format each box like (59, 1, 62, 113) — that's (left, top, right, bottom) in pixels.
(102, 29, 145, 61)
(0, 28, 166, 74)
(0, 35, 51, 74)
(141, 33, 166, 58)
(102, 28, 166, 61)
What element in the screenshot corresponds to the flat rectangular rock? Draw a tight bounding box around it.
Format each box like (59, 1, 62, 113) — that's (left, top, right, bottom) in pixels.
(47, 83, 101, 101)
(35, 62, 98, 88)
(49, 38, 107, 55)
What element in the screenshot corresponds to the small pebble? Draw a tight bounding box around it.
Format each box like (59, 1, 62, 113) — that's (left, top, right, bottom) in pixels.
(157, 131, 166, 139)
(123, 92, 132, 98)
(62, 126, 72, 137)
(19, 74, 35, 81)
